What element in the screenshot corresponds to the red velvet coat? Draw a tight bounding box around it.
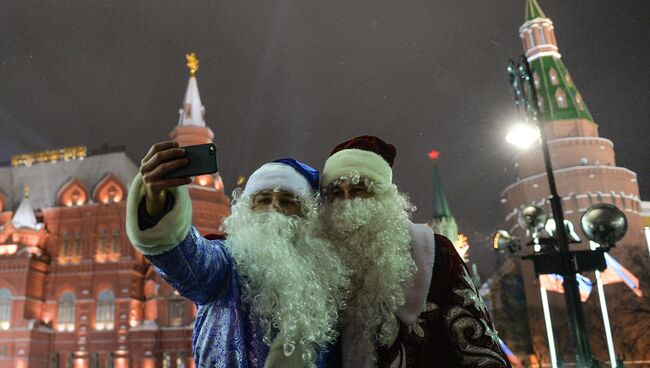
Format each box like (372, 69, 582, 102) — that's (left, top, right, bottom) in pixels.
(327, 234, 510, 368)
(376, 234, 510, 368)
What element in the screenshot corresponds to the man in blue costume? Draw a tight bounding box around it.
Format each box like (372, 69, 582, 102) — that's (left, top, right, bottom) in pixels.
(125, 141, 349, 368)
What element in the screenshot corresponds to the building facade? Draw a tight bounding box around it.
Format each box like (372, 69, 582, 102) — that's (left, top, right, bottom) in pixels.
(0, 61, 230, 368)
(497, 0, 649, 364)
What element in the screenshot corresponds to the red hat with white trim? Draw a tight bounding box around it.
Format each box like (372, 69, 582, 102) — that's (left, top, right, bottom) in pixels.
(322, 135, 396, 188)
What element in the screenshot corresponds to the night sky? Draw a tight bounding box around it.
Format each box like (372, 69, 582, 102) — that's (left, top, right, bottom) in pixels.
(1, 1, 649, 276)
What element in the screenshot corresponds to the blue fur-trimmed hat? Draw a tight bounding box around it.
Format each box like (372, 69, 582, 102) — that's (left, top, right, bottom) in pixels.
(242, 158, 319, 197)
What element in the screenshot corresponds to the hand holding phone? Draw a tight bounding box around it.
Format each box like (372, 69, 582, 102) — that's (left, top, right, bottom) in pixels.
(162, 143, 218, 179)
(139, 141, 218, 216)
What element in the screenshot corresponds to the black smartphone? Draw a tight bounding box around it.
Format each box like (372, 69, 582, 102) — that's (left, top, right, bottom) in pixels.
(163, 143, 218, 179)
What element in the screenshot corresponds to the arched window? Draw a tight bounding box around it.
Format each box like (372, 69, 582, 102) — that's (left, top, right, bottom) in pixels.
(57, 292, 76, 332)
(59, 231, 73, 265)
(74, 231, 82, 258)
(109, 228, 121, 262)
(96, 290, 115, 331)
(526, 31, 534, 50)
(97, 228, 108, 261)
(549, 68, 559, 85)
(555, 88, 567, 108)
(575, 92, 585, 110)
(168, 290, 185, 327)
(62, 231, 71, 258)
(177, 352, 187, 368)
(162, 353, 171, 368)
(0, 289, 11, 330)
(90, 352, 99, 368)
(111, 229, 120, 254)
(565, 72, 574, 87)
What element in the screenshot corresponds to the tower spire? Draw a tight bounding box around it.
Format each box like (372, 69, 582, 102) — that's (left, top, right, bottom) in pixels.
(171, 53, 214, 147)
(525, 0, 546, 21)
(428, 150, 458, 243)
(178, 53, 206, 127)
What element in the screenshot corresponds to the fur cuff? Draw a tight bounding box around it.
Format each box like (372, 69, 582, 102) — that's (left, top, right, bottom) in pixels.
(125, 173, 192, 255)
(396, 223, 435, 325)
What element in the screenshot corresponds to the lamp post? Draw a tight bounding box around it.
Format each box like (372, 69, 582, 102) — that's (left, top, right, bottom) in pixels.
(505, 55, 596, 367)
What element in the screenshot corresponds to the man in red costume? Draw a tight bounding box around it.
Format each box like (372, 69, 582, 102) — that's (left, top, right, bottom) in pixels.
(321, 135, 510, 368)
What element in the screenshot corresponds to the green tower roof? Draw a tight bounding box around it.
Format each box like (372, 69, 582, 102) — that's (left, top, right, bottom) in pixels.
(529, 52, 595, 123)
(431, 161, 453, 219)
(525, 0, 547, 21)
(522, 0, 595, 123)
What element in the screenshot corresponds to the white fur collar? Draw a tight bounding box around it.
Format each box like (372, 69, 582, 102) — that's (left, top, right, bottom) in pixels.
(396, 223, 435, 325)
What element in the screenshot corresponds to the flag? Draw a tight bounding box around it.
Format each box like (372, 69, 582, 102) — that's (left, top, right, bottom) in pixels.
(427, 149, 440, 160)
(539, 273, 564, 293)
(539, 274, 593, 302)
(576, 274, 593, 302)
(600, 253, 643, 297)
(498, 339, 524, 368)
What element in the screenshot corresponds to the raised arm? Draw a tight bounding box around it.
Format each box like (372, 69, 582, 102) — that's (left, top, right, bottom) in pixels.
(125, 141, 231, 305)
(145, 225, 232, 305)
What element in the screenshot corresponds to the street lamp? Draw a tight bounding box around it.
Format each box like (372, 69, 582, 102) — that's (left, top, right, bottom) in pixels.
(581, 203, 628, 250)
(503, 55, 601, 367)
(505, 123, 540, 150)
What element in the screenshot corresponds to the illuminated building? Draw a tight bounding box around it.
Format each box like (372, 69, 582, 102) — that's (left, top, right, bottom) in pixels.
(0, 55, 229, 367)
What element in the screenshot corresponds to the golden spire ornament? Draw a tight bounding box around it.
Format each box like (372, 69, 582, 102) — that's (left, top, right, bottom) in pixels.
(24, 185, 30, 199)
(186, 53, 199, 76)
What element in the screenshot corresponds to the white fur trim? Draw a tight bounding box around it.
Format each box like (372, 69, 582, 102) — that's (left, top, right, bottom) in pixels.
(242, 163, 313, 198)
(125, 173, 192, 255)
(322, 149, 392, 188)
(396, 223, 435, 325)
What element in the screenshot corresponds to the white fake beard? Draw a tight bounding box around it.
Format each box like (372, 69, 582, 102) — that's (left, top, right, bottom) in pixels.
(223, 198, 349, 365)
(325, 191, 416, 354)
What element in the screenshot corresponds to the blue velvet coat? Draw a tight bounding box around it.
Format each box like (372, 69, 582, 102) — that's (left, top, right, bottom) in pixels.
(146, 226, 328, 368)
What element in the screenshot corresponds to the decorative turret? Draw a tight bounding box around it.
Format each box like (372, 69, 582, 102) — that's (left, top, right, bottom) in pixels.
(428, 150, 458, 244)
(520, 0, 594, 123)
(4, 185, 47, 250)
(11, 186, 41, 230)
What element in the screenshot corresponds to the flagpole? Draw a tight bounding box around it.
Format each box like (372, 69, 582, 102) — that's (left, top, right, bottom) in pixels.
(539, 283, 559, 368)
(645, 227, 650, 258)
(534, 236, 559, 368)
(591, 241, 618, 368)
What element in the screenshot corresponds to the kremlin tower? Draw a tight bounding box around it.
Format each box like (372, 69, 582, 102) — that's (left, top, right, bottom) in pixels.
(428, 150, 458, 245)
(499, 0, 648, 363)
(428, 150, 472, 266)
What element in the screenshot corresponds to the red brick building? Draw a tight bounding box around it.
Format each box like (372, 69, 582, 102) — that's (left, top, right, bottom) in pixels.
(0, 64, 230, 367)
